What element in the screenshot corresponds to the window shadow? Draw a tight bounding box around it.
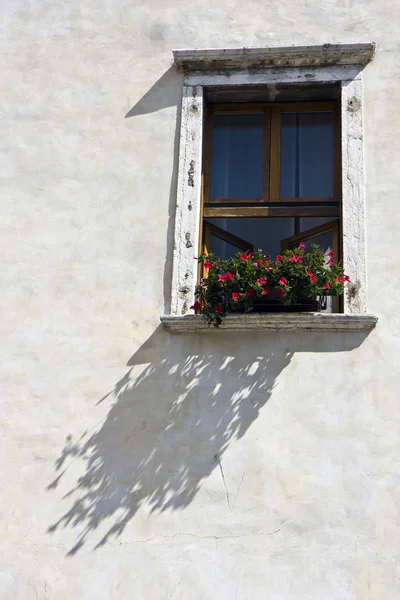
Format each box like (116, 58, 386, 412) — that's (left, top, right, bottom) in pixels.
(47, 325, 369, 555)
(125, 65, 183, 314)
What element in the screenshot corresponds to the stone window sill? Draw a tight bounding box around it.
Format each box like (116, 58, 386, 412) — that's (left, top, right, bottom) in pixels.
(161, 313, 378, 333)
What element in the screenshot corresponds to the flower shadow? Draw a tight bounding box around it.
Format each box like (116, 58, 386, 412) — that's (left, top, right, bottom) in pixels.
(47, 325, 368, 555)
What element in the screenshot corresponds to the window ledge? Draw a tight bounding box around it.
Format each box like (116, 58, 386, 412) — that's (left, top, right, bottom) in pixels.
(161, 313, 378, 333)
(173, 43, 376, 72)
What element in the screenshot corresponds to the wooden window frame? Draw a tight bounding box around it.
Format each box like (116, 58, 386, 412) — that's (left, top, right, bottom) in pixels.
(203, 100, 340, 207)
(202, 222, 253, 278)
(281, 219, 340, 259)
(203, 222, 254, 256)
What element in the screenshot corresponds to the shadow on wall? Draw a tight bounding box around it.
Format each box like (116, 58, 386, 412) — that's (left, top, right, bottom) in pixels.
(47, 325, 369, 556)
(125, 66, 183, 315)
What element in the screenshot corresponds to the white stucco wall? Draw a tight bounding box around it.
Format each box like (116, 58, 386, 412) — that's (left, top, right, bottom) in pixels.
(1, 1, 400, 598)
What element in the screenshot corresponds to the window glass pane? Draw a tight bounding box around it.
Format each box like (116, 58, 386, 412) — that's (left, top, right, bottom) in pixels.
(299, 217, 333, 231)
(209, 234, 245, 261)
(210, 114, 264, 199)
(206, 217, 295, 258)
(280, 111, 333, 198)
(290, 229, 333, 254)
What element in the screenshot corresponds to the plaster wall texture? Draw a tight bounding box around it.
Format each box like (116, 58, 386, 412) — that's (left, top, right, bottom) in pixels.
(1, 1, 400, 599)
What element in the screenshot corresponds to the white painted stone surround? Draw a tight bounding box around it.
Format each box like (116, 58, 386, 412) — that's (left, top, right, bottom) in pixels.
(167, 44, 377, 331)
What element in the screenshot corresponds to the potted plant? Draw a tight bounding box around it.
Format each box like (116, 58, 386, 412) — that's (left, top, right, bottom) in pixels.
(191, 244, 350, 328)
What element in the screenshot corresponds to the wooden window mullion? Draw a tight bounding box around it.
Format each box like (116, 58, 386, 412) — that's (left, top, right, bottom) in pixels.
(270, 107, 281, 202)
(263, 107, 271, 203)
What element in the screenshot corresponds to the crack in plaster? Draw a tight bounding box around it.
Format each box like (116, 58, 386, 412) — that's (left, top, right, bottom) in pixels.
(119, 530, 281, 545)
(215, 453, 231, 511)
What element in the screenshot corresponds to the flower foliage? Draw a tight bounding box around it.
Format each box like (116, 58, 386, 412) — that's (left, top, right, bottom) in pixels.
(191, 245, 350, 327)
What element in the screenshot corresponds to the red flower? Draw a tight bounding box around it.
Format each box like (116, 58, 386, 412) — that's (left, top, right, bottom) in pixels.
(289, 255, 299, 263)
(224, 272, 235, 281)
(204, 260, 212, 269)
(190, 302, 202, 311)
(258, 259, 265, 266)
(323, 283, 331, 289)
(245, 289, 255, 297)
(344, 275, 351, 282)
(298, 257, 304, 263)
(240, 251, 254, 260)
(326, 259, 334, 266)
(218, 274, 225, 283)
(326, 250, 334, 257)
(306, 270, 314, 278)
(311, 276, 318, 283)
(213, 305, 223, 313)
(337, 276, 344, 283)
(257, 277, 267, 285)
(277, 289, 286, 297)
(279, 277, 288, 285)
(275, 255, 283, 261)
(231, 292, 240, 301)
(298, 242, 306, 249)
(262, 287, 269, 295)
(264, 254, 271, 259)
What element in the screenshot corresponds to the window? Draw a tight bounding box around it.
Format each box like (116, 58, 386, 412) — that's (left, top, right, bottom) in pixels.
(200, 100, 341, 312)
(168, 44, 376, 322)
(204, 102, 339, 205)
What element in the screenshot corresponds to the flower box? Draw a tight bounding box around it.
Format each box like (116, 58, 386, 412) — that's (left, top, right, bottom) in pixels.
(251, 293, 327, 313)
(191, 245, 349, 327)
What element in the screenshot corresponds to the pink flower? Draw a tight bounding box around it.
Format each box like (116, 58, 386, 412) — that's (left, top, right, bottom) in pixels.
(231, 292, 240, 301)
(311, 276, 318, 283)
(257, 277, 267, 285)
(213, 305, 223, 313)
(298, 257, 304, 263)
(275, 255, 283, 261)
(323, 283, 331, 289)
(253, 262, 258, 267)
(279, 277, 288, 286)
(326, 259, 334, 266)
(277, 289, 286, 297)
(218, 272, 235, 282)
(262, 287, 269, 295)
(326, 250, 334, 257)
(245, 289, 255, 297)
(298, 242, 306, 249)
(337, 276, 344, 283)
(204, 260, 212, 269)
(289, 255, 299, 263)
(306, 270, 314, 278)
(190, 301, 202, 311)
